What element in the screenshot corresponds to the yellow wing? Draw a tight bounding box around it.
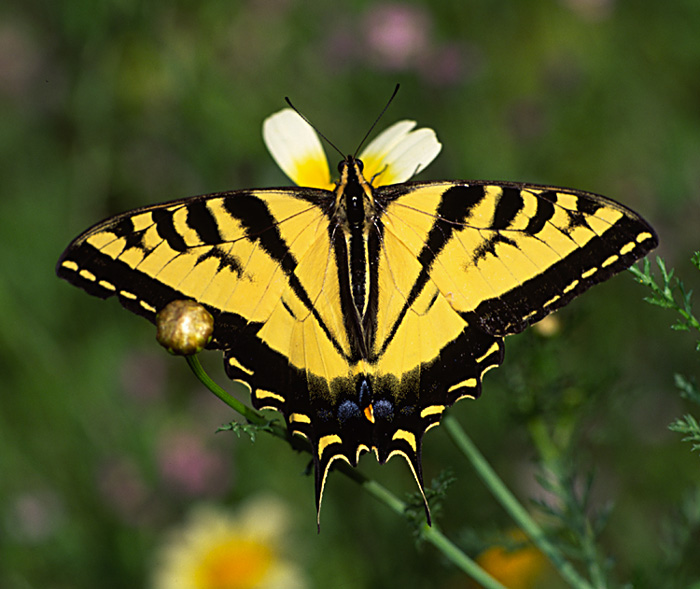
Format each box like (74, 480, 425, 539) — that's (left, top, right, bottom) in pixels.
(358, 179, 658, 469)
(56, 187, 360, 394)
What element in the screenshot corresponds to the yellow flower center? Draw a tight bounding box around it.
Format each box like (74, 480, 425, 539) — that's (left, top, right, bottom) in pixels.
(194, 537, 274, 589)
(291, 155, 332, 190)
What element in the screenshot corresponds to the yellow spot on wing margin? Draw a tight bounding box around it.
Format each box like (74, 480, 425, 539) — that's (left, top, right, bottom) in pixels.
(602, 254, 619, 268)
(318, 434, 342, 459)
(420, 405, 445, 418)
(79, 269, 96, 281)
(61, 260, 79, 272)
(447, 378, 477, 393)
(620, 241, 636, 255)
(392, 429, 417, 452)
(256, 389, 285, 403)
(139, 300, 156, 313)
(581, 267, 597, 279)
(475, 342, 500, 364)
(637, 232, 653, 243)
(228, 356, 254, 376)
(289, 413, 311, 424)
(544, 294, 560, 307)
(563, 279, 579, 294)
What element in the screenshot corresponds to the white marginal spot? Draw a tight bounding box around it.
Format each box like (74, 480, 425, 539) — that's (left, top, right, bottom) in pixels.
(79, 269, 96, 282)
(447, 379, 477, 394)
(602, 254, 619, 268)
(581, 267, 598, 279)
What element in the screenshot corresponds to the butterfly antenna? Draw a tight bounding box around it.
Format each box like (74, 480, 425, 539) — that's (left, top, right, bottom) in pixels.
(284, 97, 345, 160)
(353, 83, 400, 158)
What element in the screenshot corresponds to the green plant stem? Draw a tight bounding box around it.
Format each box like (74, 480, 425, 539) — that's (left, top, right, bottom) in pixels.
(352, 474, 507, 589)
(185, 355, 506, 589)
(442, 414, 595, 589)
(185, 355, 288, 439)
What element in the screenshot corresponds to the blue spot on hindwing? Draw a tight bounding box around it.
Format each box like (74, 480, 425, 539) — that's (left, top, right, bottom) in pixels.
(337, 400, 360, 423)
(374, 399, 394, 421)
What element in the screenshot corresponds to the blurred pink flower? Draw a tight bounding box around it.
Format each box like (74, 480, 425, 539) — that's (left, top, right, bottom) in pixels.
(561, 0, 615, 21)
(324, 4, 472, 86)
(363, 4, 431, 70)
(157, 430, 230, 498)
(98, 457, 153, 524)
(6, 490, 63, 542)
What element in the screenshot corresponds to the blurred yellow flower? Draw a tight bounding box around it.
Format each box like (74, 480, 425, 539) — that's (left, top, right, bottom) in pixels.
(474, 530, 548, 589)
(152, 496, 307, 589)
(532, 314, 561, 338)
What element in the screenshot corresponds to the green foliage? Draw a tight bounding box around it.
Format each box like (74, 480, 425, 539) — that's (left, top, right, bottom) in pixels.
(217, 419, 280, 444)
(532, 466, 613, 587)
(631, 257, 700, 342)
(632, 256, 700, 455)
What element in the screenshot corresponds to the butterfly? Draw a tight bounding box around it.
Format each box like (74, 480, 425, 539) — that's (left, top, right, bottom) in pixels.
(57, 105, 658, 525)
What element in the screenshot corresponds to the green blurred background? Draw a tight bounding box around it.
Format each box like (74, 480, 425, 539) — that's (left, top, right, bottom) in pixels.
(1, 0, 699, 587)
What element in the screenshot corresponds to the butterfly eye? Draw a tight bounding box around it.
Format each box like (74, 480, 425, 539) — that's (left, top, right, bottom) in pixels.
(337, 161, 345, 173)
(356, 159, 364, 172)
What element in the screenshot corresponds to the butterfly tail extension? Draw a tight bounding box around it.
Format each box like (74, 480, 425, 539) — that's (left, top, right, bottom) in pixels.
(373, 427, 432, 524)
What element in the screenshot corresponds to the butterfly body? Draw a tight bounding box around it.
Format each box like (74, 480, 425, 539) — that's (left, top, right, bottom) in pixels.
(57, 115, 658, 525)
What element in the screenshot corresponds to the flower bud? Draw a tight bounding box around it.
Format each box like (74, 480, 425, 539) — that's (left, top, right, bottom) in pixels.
(156, 300, 214, 355)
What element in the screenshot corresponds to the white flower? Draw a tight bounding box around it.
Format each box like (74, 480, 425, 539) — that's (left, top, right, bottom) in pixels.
(263, 108, 442, 190)
(151, 496, 307, 589)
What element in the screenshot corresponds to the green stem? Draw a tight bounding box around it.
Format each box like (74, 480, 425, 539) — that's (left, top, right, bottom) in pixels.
(358, 475, 507, 589)
(184, 355, 287, 440)
(442, 414, 595, 589)
(184, 355, 506, 588)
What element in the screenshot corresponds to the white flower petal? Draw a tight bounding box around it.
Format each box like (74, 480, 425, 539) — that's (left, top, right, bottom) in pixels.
(262, 109, 332, 189)
(361, 120, 418, 161)
(359, 120, 442, 185)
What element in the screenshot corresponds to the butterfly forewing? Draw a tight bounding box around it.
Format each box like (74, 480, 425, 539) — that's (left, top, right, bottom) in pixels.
(377, 181, 657, 337)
